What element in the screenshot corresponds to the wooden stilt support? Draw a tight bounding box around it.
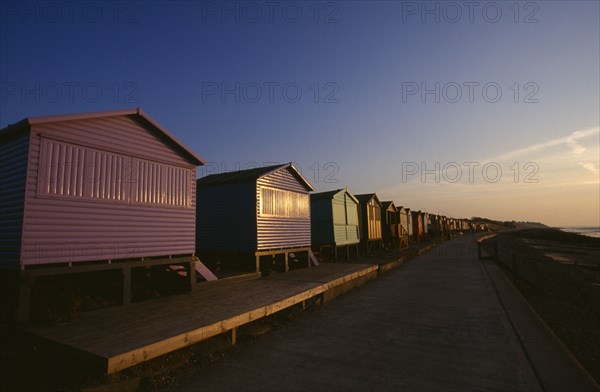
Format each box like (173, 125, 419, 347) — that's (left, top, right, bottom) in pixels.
(188, 261, 196, 290)
(231, 327, 237, 346)
(284, 252, 289, 272)
(122, 267, 131, 305)
(16, 271, 33, 323)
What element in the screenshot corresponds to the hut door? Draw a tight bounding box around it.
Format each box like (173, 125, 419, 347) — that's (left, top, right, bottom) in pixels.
(345, 194, 359, 240)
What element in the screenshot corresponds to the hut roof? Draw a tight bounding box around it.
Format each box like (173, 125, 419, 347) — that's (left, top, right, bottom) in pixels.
(310, 188, 359, 203)
(355, 193, 380, 205)
(381, 201, 397, 211)
(0, 107, 204, 165)
(197, 163, 314, 191)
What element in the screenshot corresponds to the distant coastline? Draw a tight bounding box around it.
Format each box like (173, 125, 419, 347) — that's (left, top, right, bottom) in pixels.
(559, 226, 600, 239)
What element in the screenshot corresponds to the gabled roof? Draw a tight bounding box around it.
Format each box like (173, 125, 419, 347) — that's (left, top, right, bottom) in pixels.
(355, 193, 381, 206)
(0, 108, 204, 165)
(310, 188, 359, 204)
(381, 201, 397, 212)
(197, 163, 314, 191)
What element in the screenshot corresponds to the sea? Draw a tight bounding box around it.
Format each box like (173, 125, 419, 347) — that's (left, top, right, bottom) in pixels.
(560, 227, 600, 239)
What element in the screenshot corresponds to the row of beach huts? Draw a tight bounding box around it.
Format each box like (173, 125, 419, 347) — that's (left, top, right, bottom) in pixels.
(0, 109, 481, 321)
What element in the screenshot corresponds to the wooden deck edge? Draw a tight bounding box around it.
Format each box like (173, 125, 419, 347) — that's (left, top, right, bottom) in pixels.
(106, 264, 379, 374)
(200, 272, 262, 288)
(24, 329, 109, 370)
(417, 244, 435, 254)
(378, 257, 406, 274)
(477, 233, 498, 243)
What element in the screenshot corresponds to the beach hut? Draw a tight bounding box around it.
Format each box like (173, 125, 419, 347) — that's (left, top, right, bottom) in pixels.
(196, 163, 314, 274)
(406, 208, 414, 243)
(0, 108, 204, 321)
(355, 193, 383, 252)
(440, 216, 449, 240)
(428, 214, 439, 241)
(397, 206, 410, 249)
(436, 215, 445, 240)
(423, 212, 430, 240)
(411, 210, 424, 243)
(310, 188, 360, 261)
(450, 218, 458, 235)
(381, 201, 399, 249)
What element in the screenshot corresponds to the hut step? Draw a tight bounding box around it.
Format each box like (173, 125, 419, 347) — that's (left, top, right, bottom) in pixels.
(195, 260, 218, 281)
(309, 250, 320, 267)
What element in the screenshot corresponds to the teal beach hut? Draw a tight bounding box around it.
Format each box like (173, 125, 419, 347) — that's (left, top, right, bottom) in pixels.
(310, 188, 360, 261)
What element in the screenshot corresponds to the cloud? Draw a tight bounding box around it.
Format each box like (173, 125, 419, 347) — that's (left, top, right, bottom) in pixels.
(487, 126, 599, 161)
(578, 162, 599, 175)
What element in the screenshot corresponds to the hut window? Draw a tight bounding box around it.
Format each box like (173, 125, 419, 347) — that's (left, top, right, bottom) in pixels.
(38, 138, 129, 202)
(39, 139, 87, 198)
(132, 158, 192, 208)
(86, 149, 129, 202)
(260, 187, 309, 218)
(38, 138, 191, 208)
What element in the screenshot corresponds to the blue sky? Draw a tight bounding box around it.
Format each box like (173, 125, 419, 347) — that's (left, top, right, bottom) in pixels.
(1, 1, 598, 226)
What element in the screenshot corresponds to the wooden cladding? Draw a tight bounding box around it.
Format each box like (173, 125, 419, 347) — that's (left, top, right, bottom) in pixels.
(367, 203, 382, 240)
(333, 194, 359, 227)
(260, 186, 309, 218)
(38, 138, 192, 208)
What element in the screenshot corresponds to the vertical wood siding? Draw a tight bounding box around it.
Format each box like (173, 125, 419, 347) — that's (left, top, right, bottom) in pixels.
(358, 196, 382, 242)
(335, 192, 359, 245)
(310, 190, 359, 247)
(366, 200, 382, 240)
(399, 209, 410, 237)
(19, 116, 198, 266)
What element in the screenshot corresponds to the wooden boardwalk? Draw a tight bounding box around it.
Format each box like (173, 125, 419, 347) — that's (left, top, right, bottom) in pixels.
(26, 263, 378, 374)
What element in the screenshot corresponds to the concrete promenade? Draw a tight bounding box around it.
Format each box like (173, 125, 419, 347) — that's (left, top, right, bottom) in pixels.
(167, 234, 598, 392)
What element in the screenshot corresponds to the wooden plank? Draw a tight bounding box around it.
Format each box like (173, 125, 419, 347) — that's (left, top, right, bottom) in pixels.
(309, 250, 320, 266)
(107, 267, 367, 373)
(28, 264, 378, 374)
(194, 260, 218, 281)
